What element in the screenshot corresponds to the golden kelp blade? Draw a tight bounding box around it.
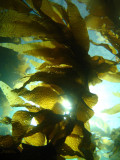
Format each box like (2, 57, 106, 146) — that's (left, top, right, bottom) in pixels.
(12, 111, 33, 142)
(0, 41, 56, 55)
(0, 0, 114, 159)
(102, 104, 120, 115)
(17, 85, 62, 110)
(0, 81, 24, 106)
(99, 72, 120, 83)
(40, 0, 65, 24)
(113, 92, 120, 97)
(23, 132, 46, 147)
(90, 40, 117, 55)
(0, 0, 31, 13)
(26, 0, 68, 25)
(66, 0, 89, 51)
(0, 10, 47, 38)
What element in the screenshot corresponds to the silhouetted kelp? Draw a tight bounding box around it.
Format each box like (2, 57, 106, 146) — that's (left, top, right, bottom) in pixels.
(0, 0, 120, 159)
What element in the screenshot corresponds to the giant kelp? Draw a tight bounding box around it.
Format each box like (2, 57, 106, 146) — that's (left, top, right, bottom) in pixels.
(0, 0, 120, 160)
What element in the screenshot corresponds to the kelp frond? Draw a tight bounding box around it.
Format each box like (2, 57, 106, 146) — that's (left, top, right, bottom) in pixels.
(0, 0, 120, 159)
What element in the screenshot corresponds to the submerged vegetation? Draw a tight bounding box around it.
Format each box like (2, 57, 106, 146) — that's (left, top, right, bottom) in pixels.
(0, 0, 120, 159)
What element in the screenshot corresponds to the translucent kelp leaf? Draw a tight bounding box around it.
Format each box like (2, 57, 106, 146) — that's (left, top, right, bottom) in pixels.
(17, 86, 61, 110)
(51, 2, 69, 26)
(59, 143, 83, 159)
(52, 102, 65, 115)
(93, 117, 110, 134)
(12, 110, 33, 143)
(0, 10, 47, 38)
(66, 0, 89, 51)
(0, 41, 64, 57)
(25, 110, 64, 141)
(27, 0, 68, 25)
(58, 120, 93, 159)
(23, 132, 46, 147)
(102, 104, 120, 115)
(0, 0, 31, 13)
(83, 92, 98, 108)
(85, 0, 109, 17)
(99, 72, 120, 83)
(0, 117, 11, 125)
(26, 47, 74, 65)
(40, 0, 64, 24)
(88, 71, 102, 86)
(29, 59, 41, 69)
(14, 70, 68, 90)
(77, 103, 94, 122)
(25, 0, 42, 14)
(113, 92, 120, 97)
(90, 40, 117, 55)
(65, 124, 83, 153)
(39, 64, 72, 74)
(0, 81, 24, 106)
(15, 62, 30, 77)
(85, 15, 113, 31)
(90, 56, 118, 83)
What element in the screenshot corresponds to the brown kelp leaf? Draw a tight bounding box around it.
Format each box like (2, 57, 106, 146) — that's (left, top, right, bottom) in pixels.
(29, 59, 41, 69)
(90, 40, 117, 55)
(65, 124, 83, 153)
(25, 110, 64, 140)
(91, 56, 117, 76)
(86, 0, 109, 17)
(51, 2, 69, 26)
(26, 47, 74, 65)
(77, 103, 94, 122)
(0, 42, 53, 54)
(66, 0, 89, 51)
(102, 104, 120, 114)
(40, 0, 64, 24)
(14, 70, 69, 91)
(0, 117, 12, 125)
(58, 121, 91, 159)
(0, 81, 24, 106)
(25, 0, 42, 14)
(27, 0, 68, 25)
(88, 70, 102, 86)
(17, 86, 62, 110)
(23, 132, 46, 147)
(85, 15, 114, 30)
(0, 10, 47, 38)
(52, 102, 65, 115)
(0, 41, 65, 58)
(12, 110, 33, 142)
(83, 92, 98, 108)
(0, 0, 31, 13)
(104, 30, 120, 53)
(99, 72, 120, 83)
(39, 64, 72, 74)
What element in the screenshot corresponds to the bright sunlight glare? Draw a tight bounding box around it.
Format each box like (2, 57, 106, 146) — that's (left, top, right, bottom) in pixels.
(31, 117, 38, 126)
(62, 99, 72, 110)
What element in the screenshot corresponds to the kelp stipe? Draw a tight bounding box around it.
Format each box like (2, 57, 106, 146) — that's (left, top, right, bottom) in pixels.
(0, 0, 120, 160)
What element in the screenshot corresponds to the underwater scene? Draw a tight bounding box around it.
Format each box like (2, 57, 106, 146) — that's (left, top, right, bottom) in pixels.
(0, 0, 120, 159)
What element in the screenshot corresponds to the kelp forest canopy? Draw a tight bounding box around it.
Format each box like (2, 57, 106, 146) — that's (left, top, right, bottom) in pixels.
(0, 0, 120, 160)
